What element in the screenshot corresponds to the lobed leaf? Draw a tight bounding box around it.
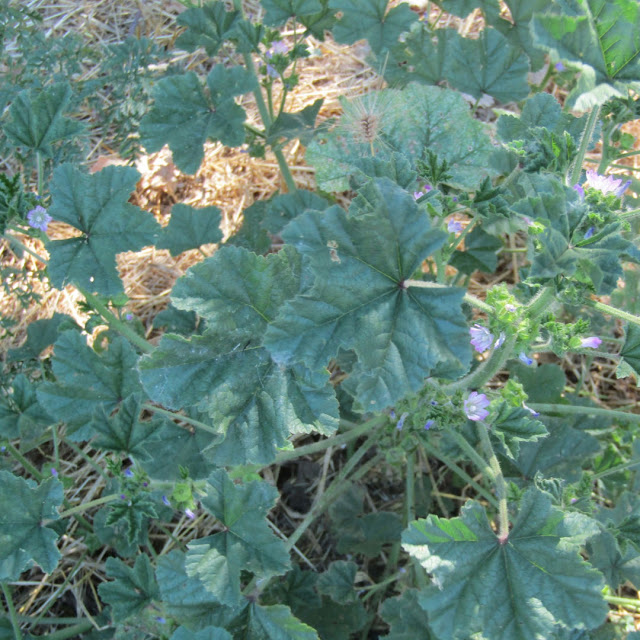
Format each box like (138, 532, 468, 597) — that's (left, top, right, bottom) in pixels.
(262, 0, 324, 25)
(156, 204, 222, 257)
(175, 2, 242, 56)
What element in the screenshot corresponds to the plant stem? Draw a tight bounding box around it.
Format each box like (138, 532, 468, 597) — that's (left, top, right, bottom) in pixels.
(141, 403, 222, 438)
(568, 105, 600, 186)
(1, 583, 22, 640)
(56, 493, 120, 519)
(5, 441, 44, 480)
(404, 279, 494, 314)
(620, 207, 640, 218)
(529, 402, 640, 423)
(3, 232, 48, 263)
(593, 458, 640, 480)
(604, 594, 640, 611)
(447, 430, 495, 482)
(274, 416, 387, 464)
(35, 621, 95, 640)
(584, 298, 640, 330)
(477, 421, 509, 542)
(77, 286, 153, 354)
(36, 151, 44, 196)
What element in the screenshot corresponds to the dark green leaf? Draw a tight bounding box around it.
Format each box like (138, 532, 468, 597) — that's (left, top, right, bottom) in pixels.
(37, 332, 143, 440)
(329, 0, 417, 54)
(47, 164, 160, 296)
(510, 361, 566, 404)
(105, 493, 157, 545)
(229, 603, 319, 640)
(4, 83, 85, 157)
(267, 99, 323, 146)
(93, 504, 148, 559)
(140, 67, 255, 174)
(316, 561, 358, 603)
(293, 596, 366, 640)
(299, 0, 337, 38)
(432, 0, 500, 20)
(262, 0, 323, 25)
(490, 402, 548, 459)
(618, 324, 640, 382)
(98, 554, 160, 620)
(152, 304, 200, 336)
(171, 627, 232, 640)
(185, 470, 290, 606)
(263, 191, 331, 235)
(450, 225, 502, 275)
(587, 529, 640, 589)
(379, 589, 435, 640)
(444, 28, 530, 103)
(336, 512, 403, 556)
(7, 312, 79, 362)
(0, 472, 63, 580)
(0, 374, 52, 442)
(175, 2, 242, 56)
(306, 85, 497, 191)
(403, 488, 608, 640)
(265, 179, 471, 410)
(156, 204, 222, 256)
(226, 201, 272, 254)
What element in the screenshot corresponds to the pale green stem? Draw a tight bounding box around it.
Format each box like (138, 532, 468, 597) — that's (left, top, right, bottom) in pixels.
(1, 583, 22, 640)
(619, 207, 640, 218)
(593, 459, 640, 480)
(529, 403, 640, 424)
(3, 232, 48, 263)
(605, 594, 640, 610)
(141, 403, 222, 438)
(56, 493, 120, 519)
(77, 286, 153, 354)
(569, 105, 600, 187)
(447, 429, 496, 482)
(404, 279, 493, 314)
(585, 298, 640, 330)
(36, 622, 95, 640)
(36, 151, 44, 196)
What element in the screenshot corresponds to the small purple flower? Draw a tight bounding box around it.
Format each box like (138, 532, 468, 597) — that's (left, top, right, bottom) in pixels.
(125, 313, 133, 321)
(464, 392, 490, 422)
(414, 191, 424, 200)
(469, 324, 494, 353)
(580, 336, 602, 349)
(424, 184, 432, 192)
(570, 497, 578, 504)
(389, 410, 396, 419)
(424, 419, 435, 430)
(27, 205, 52, 232)
(505, 304, 517, 313)
(143, 481, 148, 487)
(522, 402, 539, 417)
(162, 495, 171, 507)
(266, 64, 278, 78)
(573, 184, 585, 200)
(120, 494, 127, 500)
(0, 446, 5, 453)
(271, 40, 288, 55)
(447, 219, 463, 233)
(452, 197, 458, 202)
(124, 468, 134, 478)
(396, 412, 409, 430)
(585, 169, 630, 197)
(155, 617, 166, 624)
(51, 467, 58, 477)
(519, 352, 534, 366)
(555, 61, 565, 72)
(584, 226, 595, 239)
(185, 508, 196, 520)
(430, 400, 438, 406)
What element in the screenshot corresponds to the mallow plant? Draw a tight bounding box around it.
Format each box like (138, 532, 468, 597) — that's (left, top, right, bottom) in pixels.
(3, 0, 640, 638)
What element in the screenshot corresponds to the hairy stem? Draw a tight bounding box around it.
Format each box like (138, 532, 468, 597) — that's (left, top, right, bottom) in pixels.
(529, 402, 640, 423)
(584, 298, 640, 330)
(141, 403, 222, 438)
(569, 105, 600, 186)
(56, 493, 121, 519)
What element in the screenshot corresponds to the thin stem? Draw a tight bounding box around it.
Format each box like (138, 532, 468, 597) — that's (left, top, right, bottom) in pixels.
(529, 403, 640, 423)
(6, 442, 44, 480)
(3, 233, 48, 264)
(274, 416, 386, 464)
(56, 493, 120, 519)
(141, 403, 222, 438)
(405, 450, 416, 526)
(619, 207, 640, 218)
(585, 298, 640, 331)
(36, 151, 44, 196)
(1, 583, 22, 640)
(447, 430, 495, 482)
(404, 279, 493, 314)
(604, 594, 640, 611)
(569, 105, 600, 186)
(77, 286, 153, 354)
(477, 421, 509, 542)
(593, 458, 640, 480)
(35, 622, 95, 640)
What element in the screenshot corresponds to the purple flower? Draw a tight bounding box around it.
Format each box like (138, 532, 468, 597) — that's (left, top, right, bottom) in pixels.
(570, 497, 578, 504)
(124, 468, 134, 478)
(125, 313, 133, 321)
(464, 392, 490, 422)
(396, 412, 409, 430)
(413, 191, 424, 200)
(585, 169, 631, 197)
(271, 40, 288, 55)
(580, 336, 602, 349)
(522, 216, 534, 227)
(389, 410, 396, 419)
(452, 197, 458, 202)
(51, 467, 58, 477)
(447, 219, 463, 233)
(424, 184, 432, 192)
(573, 184, 585, 200)
(424, 419, 435, 430)
(555, 61, 565, 71)
(142, 481, 148, 487)
(519, 352, 534, 366)
(584, 226, 595, 239)
(0, 446, 5, 453)
(120, 494, 127, 500)
(185, 508, 196, 520)
(469, 324, 494, 353)
(522, 402, 539, 417)
(162, 495, 171, 507)
(155, 617, 166, 624)
(430, 400, 438, 406)
(27, 205, 52, 232)
(266, 64, 278, 78)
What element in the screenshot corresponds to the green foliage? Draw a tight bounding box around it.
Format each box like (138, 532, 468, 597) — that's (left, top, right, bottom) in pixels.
(379, 590, 434, 640)
(262, 0, 324, 25)
(0, 471, 63, 580)
(157, 204, 223, 256)
(490, 402, 548, 459)
(7, 312, 79, 363)
(175, 2, 243, 56)
(0, 374, 52, 445)
(47, 164, 160, 296)
(403, 488, 608, 640)
(450, 226, 502, 275)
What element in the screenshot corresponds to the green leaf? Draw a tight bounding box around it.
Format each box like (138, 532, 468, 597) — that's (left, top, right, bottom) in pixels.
(444, 27, 530, 103)
(140, 66, 256, 174)
(98, 554, 160, 620)
(263, 191, 331, 235)
(532, 0, 640, 109)
(403, 488, 608, 640)
(152, 304, 200, 337)
(379, 589, 435, 640)
(618, 324, 640, 382)
(586, 529, 640, 589)
(7, 312, 79, 362)
(90, 394, 158, 460)
(432, 0, 500, 20)
(450, 226, 502, 275)
(185, 471, 290, 605)
(156, 204, 223, 256)
(329, 0, 417, 54)
(171, 627, 232, 640)
(93, 504, 148, 559)
(0, 472, 63, 580)
(37, 332, 143, 440)
(306, 84, 497, 191)
(267, 99, 323, 146)
(175, 2, 242, 56)
(262, 0, 324, 25)
(156, 551, 237, 631)
(316, 561, 358, 603)
(47, 164, 160, 296)
(105, 493, 158, 545)
(490, 402, 548, 459)
(510, 361, 566, 404)
(265, 179, 471, 410)
(4, 83, 85, 157)
(230, 603, 319, 640)
(299, 1, 337, 39)
(0, 374, 52, 443)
